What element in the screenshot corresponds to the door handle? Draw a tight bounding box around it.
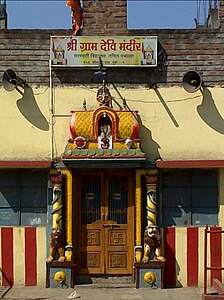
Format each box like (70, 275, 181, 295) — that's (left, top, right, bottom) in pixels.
(103, 224, 120, 230)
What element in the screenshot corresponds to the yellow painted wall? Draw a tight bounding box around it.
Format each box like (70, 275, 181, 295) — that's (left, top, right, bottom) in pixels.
(0, 87, 50, 160)
(1, 85, 224, 162)
(1, 84, 224, 287)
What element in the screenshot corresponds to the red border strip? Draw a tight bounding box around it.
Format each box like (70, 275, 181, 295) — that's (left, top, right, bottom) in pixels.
(163, 227, 176, 287)
(1, 228, 13, 286)
(187, 227, 198, 286)
(0, 161, 51, 168)
(210, 227, 222, 285)
(25, 228, 37, 286)
(156, 160, 224, 168)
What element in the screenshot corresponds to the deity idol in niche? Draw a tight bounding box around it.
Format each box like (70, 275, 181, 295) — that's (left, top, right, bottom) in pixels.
(98, 113, 112, 149)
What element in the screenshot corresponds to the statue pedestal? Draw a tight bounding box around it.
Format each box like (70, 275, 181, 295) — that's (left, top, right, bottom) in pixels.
(134, 261, 165, 289)
(46, 261, 76, 288)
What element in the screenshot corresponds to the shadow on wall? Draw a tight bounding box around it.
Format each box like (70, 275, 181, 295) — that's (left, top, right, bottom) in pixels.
(197, 86, 224, 134)
(138, 123, 161, 163)
(0, 267, 13, 296)
(153, 88, 179, 128)
(121, 101, 161, 163)
(16, 86, 49, 131)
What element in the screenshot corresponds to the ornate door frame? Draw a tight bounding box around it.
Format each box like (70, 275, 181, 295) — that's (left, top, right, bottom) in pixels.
(74, 169, 134, 275)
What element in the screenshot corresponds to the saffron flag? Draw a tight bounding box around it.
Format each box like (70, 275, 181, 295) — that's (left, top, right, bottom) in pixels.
(66, 0, 82, 36)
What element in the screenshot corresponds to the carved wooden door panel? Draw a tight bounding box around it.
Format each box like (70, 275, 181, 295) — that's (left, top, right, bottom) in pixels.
(76, 170, 134, 275)
(76, 172, 105, 274)
(104, 173, 134, 274)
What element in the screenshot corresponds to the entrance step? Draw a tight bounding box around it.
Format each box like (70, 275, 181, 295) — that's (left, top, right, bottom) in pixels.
(76, 275, 135, 288)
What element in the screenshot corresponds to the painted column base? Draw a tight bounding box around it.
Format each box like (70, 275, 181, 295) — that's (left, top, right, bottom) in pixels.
(46, 261, 76, 288)
(134, 261, 165, 289)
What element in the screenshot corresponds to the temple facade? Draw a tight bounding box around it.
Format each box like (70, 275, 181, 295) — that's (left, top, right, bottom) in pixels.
(0, 0, 224, 288)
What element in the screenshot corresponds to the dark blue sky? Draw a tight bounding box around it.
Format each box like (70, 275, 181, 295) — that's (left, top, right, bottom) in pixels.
(6, 1, 207, 30)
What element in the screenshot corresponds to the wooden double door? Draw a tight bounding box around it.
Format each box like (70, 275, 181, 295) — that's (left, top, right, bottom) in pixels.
(75, 170, 134, 275)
